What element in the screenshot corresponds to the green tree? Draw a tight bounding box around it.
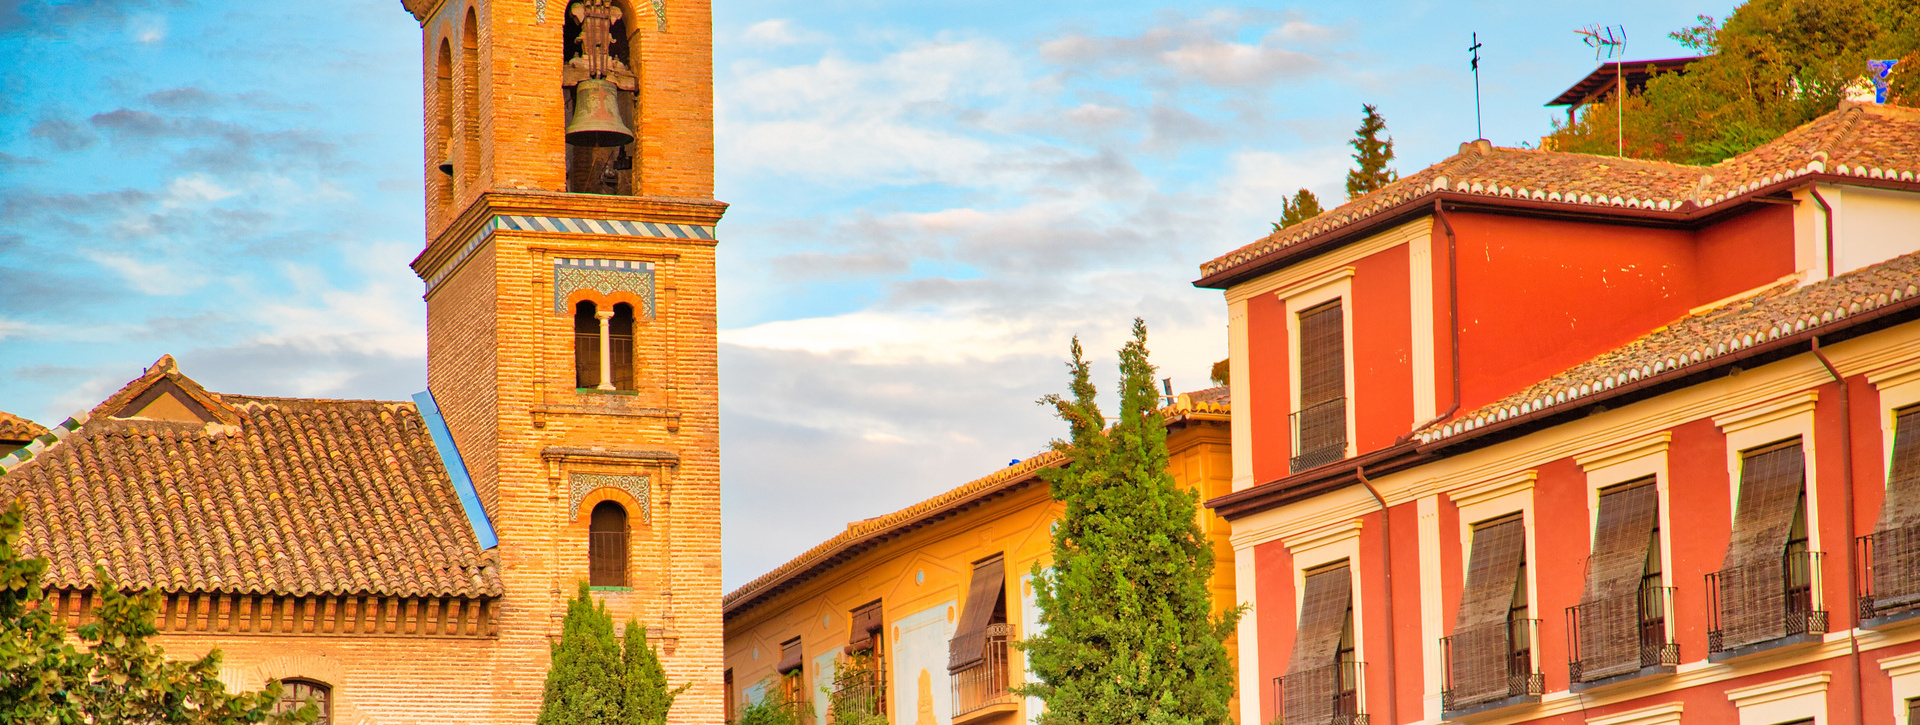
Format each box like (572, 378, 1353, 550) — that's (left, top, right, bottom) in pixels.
(1272, 188, 1324, 232)
(1208, 358, 1229, 387)
(623, 620, 686, 725)
(1546, 0, 1920, 163)
(1018, 320, 1241, 725)
(734, 688, 796, 725)
(538, 583, 682, 725)
(0, 504, 313, 725)
(1345, 104, 1397, 199)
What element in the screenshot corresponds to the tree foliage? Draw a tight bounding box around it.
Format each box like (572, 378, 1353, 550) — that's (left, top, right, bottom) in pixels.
(733, 688, 795, 725)
(1545, 0, 1920, 163)
(538, 583, 684, 725)
(0, 504, 312, 725)
(1345, 104, 1397, 199)
(1272, 188, 1324, 232)
(1018, 320, 1241, 725)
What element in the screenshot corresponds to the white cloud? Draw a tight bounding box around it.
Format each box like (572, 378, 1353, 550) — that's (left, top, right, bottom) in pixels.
(1038, 11, 1334, 88)
(741, 19, 820, 46)
(84, 251, 207, 296)
(160, 174, 236, 207)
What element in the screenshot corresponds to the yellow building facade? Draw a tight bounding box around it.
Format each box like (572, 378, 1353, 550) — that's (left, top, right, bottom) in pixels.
(722, 390, 1237, 725)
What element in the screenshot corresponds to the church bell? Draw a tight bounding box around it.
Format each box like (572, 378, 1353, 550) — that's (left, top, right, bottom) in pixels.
(565, 78, 635, 148)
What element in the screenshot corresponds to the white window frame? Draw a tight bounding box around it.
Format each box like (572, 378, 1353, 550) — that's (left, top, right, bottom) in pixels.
(1576, 433, 1676, 644)
(1448, 471, 1539, 688)
(1725, 671, 1828, 725)
(1715, 392, 1824, 600)
(1278, 266, 1358, 467)
(1283, 520, 1367, 693)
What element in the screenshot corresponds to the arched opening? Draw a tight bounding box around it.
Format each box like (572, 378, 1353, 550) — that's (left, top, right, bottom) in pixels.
(562, 0, 636, 195)
(589, 500, 630, 587)
(434, 39, 453, 210)
(275, 678, 332, 724)
(609, 302, 635, 390)
(459, 7, 482, 194)
(574, 300, 601, 389)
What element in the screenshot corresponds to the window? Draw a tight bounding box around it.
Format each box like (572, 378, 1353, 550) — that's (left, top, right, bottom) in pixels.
(725, 668, 736, 722)
(575, 300, 601, 388)
(1277, 562, 1361, 724)
(458, 8, 480, 193)
(574, 300, 636, 391)
(1709, 439, 1825, 656)
(275, 679, 331, 724)
(434, 38, 453, 207)
(562, 0, 637, 194)
(836, 601, 886, 719)
(1570, 478, 1673, 684)
(950, 556, 1012, 718)
(1292, 300, 1347, 472)
(1442, 514, 1539, 714)
(1864, 406, 1920, 621)
(777, 638, 807, 721)
(589, 501, 629, 587)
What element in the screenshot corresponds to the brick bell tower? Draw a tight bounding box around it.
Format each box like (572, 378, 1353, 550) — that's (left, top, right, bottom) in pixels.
(398, 0, 724, 719)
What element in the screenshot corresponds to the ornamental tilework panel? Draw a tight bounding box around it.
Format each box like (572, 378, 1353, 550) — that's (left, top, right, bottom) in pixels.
(553, 258, 656, 316)
(570, 473, 652, 522)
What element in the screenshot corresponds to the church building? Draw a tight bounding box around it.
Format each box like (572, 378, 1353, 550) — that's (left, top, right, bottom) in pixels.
(0, 0, 727, 721)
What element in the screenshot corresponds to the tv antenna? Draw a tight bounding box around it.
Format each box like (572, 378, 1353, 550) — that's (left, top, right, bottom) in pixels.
(1575, 24, 1627, 156)
(1468, 32, 1484, 140)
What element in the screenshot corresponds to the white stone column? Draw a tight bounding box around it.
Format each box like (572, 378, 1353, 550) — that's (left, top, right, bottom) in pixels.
(597, 309, 616, 390)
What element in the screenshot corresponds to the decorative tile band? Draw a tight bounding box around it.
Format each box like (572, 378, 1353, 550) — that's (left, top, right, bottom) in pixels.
(0, 412, 90, 476)
(423, 215, 716, 294)
(570, 473, 652, 522)
(554, 258, 656, 316)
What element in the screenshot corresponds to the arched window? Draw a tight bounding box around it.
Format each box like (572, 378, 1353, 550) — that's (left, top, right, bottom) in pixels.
(590, 500, 630, 587)
(458, 7, 481, 192)
(609, 302, 635, 390)
(575, 300, 601, 389)
(275, 678, 332, 724)
(434, 38, 453, 209)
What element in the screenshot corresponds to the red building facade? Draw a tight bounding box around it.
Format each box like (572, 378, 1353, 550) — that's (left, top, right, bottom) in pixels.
(1202, 102, 1920, 725)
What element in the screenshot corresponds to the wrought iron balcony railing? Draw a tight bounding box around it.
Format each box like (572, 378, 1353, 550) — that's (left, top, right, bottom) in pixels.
(1707, 550, 1826, 655)
(831, 656, 886, 720)
(952, 623, 1015, 718)
(1272, 661, 1367, 725)
(1566, 586, 1677, 684)
(1859, 525, 1920, 623)
(1441, 618, 1543, 714)
(1291, 397, 1347, 473)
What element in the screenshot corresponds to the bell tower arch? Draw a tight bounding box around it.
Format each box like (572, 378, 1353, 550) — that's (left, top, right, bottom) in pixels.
(397, 0, 725, 721)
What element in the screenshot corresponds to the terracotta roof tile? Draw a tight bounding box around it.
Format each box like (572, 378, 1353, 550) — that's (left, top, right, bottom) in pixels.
(0, 411, 47, 443)
(1422, 251, 1920, 443)
(1202, 103, 1920, 283)
(0, 360, 501, 598)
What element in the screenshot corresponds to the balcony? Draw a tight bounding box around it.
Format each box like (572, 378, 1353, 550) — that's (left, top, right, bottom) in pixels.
(1441, 619, 1543, 718)
(830, 654, 885, 721)
(1707, 550, 1827, 662)
(1860, 526, 1920, 628)
(1272, 661, 1367, 725)
(952, 623, 1015, 721)
(1566, 586, 1678, 690)
(1290, 397, 1347, 473)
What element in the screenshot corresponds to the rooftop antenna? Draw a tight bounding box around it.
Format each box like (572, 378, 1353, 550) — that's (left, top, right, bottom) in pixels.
(1576, 24, 1627, 156)
(1468, 32, 1484, 140)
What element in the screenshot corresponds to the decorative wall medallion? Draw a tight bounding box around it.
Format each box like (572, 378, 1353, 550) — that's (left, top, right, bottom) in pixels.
(553, 258, 656, 316)
(569, 473, 651, 521)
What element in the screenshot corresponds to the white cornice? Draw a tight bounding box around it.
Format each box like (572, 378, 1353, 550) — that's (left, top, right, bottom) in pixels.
(1575, 432, 1672, 472)
(1724, 672, 1829, 709)
(1714, 391, 1819, 434)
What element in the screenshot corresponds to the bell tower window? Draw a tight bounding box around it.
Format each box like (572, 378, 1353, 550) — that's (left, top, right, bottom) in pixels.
(433, 39, 453, 208)
(562, 0, 637, 195)
(589, 500, 630, 587)
(574, 300, 636, 391)
(458, 7, 481, 193)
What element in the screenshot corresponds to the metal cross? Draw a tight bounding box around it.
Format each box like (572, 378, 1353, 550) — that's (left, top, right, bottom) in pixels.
(1469, 32, 1484, 140)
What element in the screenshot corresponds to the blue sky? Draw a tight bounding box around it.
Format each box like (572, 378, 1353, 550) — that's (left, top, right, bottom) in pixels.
(0, 0, 1733, 587)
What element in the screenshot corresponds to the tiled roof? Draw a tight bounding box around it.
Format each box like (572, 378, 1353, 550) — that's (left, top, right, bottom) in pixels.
(722, 392, 1231, 616)
(0, 410, 47, 442)
(0, 358, 502, 598)
(1201, 102, 1920, 284)
(1421, 251, 1920, 444)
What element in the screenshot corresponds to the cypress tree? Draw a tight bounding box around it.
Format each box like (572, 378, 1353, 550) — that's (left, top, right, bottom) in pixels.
(1273, 188, 1325, 232)
(538, 583, 624, 725)
(1019, 320, 1240, 725)
(622, 619, 684, 725)
(1345, 104, 1398, 199)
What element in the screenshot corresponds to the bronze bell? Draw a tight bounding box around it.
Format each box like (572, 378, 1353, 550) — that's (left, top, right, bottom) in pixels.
(565, 78, 635, 147)
(437, 140, 454, 175)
